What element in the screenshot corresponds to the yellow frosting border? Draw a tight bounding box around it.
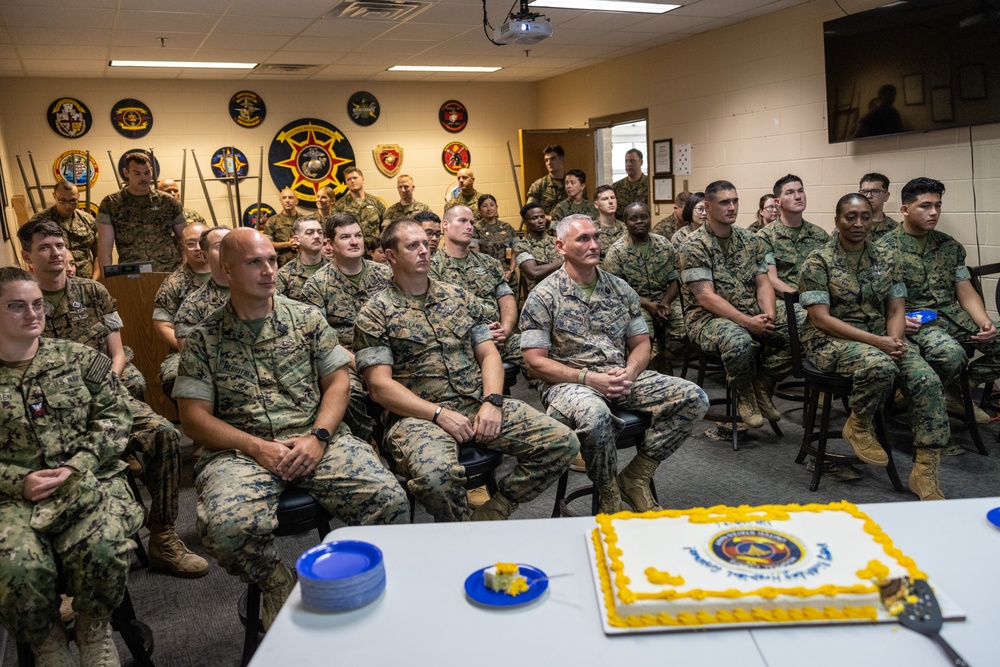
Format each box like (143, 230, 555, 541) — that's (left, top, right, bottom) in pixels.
(592, 501, 925, 628)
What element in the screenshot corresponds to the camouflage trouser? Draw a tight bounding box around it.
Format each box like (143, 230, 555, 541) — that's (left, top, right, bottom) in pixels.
(806, 338, 950, 449)
(500, 332, 526, 375)
(697, 317, 791, 396)
(0, 475, 142, 644)
(159, 350, 179, 398)
(643, 304, 687, 373)
(128, 397, 182, 526)
(121, 359, 147, 402)
(346, 367, 375, 444)
(386, 398, 578, 522)
(544, 370, 709, 485)
(195, 434, 408, 584)
(910, 318, 1000, 387)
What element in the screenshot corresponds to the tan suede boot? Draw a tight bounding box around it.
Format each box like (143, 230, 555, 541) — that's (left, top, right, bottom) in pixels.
(75, 616, 119, 667)
(469, 492, 518, 521)
(32, 620, 76, 667)
(596, 480, 622, 515)
(616, 452, 662, 512)
(148, 524, 209, 578)
(260, 562, 296, 631)
(944, 385, 991, 423)
(466, 486, 490, 507)
(753, 382, 781, 422)
(841, 413, 888, 466)
(909, 448, 945, 501)
(735, 389, 764, 428)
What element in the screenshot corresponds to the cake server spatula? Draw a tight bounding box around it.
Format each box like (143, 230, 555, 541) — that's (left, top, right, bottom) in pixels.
(880, 578, 970, 667)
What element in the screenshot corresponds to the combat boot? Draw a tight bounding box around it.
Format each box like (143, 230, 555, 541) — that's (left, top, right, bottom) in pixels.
(944, 385, 991, 423)
(909, 448, 945, 501)
(841, 413, 888, 466)
(753, 381, 781, 422)
(32, 620, 76, 667)
(735, 389, 764, 428)
(616, 452, 662, 512)
(469, 491, 518, 521)
(596, 480, 622, 515)
(148, 524, 209, 578)
(260, 562, 296, 631)
(75, 616, 119, 667)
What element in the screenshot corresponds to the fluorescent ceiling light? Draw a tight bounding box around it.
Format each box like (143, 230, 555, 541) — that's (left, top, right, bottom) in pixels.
(531, 0, 680, 13)
(388, 65, 501, 73)
(109, 60, 257, 69)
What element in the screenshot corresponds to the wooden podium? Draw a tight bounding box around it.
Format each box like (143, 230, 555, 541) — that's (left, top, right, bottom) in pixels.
(101, 272, 177, 421)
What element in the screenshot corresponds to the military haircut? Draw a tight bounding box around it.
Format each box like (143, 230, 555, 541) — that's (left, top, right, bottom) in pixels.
(0, 265, 38, 296)
(543, 144, 564, 159)
(555, 213, 594, 241)
(681, 192, 706, 224)
(124, 151, 152, 170)
(17, 218, 64, 251)
(397, 174, 413, 184)
(199, 226, 228, 253)
(773, 174, 803, 197)
(900, 177, 945, 205)
(443, 204, 472, 222)
(626, 148, 643, 161)
(381, 218, 422, 251)
(593, 184, 614, 199)
(836, 192, 872, 217)
(343, 166, 363, 178)
(705, 181, 737, 200)
(412, 210, 441, 224)
(520, 202, 545, 219)
(566, 168, 586, 184)
(292, 217, 321, 235)
(675, 190, 692, 209)
(476, 193, 497, 209)
(860, 172, 890, 189)
(326, 211, 361, 238)
(624, 201, 649, 218)
(53, 180, 77, 195)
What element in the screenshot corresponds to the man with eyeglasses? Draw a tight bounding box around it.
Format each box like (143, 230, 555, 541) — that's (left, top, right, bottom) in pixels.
(414, 210, 443, 253)
(26, 180, 99, 279)
(276, 218, 328, 302)
(859, 172, 900, 242)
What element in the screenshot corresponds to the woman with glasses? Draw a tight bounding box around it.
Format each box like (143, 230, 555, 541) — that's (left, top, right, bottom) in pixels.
(670, 191, 707, 250)
(749, 193, 781, 233)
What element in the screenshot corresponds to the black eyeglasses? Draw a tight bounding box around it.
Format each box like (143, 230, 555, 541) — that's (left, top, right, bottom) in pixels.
(859, 188, 885, 197)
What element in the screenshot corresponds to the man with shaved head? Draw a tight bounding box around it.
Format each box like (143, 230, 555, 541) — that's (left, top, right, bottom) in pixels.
(174, 226, 231, 352)
(175, 228, 408, 631)
(262, 187, 303, 267)
(444, 168, 482, 222)
(157, 177, 208, 226)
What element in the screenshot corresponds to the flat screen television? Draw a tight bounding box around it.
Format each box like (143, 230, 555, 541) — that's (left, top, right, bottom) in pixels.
(824, 0, 1000, 143)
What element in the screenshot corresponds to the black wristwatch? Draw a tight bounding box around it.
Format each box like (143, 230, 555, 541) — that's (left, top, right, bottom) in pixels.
(481, 393, 503, 408)
(312, 428, 331, 444)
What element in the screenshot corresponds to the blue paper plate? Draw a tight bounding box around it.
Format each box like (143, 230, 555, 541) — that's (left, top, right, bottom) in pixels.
(464, 564, 548, 608)
(297, 541, 383, 581)
(987, 507, 1000, 530)
(906, 309, 937, 324)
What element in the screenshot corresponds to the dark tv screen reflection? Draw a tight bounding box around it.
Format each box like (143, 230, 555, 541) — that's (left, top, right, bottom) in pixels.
(824, 0, 999, 144)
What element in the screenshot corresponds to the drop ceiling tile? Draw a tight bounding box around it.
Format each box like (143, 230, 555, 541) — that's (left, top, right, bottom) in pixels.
(117, 11, 219, 33)
(263, 51, 348, 66)
(15, 28, 111, 45)
(0, 6, 115, 29)
(201, 34, 292, 51)
(300, 19, 399, 40)
(16, 45, 109, 61)
(110, 31, 207, 49)
(380, 21, 479, 42)
(233, 0, 336, 20)
(22, 58, 107, 74)
(281, 35, 354, 53)
(120, 0, 230, 12)
(556, 10, 658, 31)
(213, 15, 314, 36)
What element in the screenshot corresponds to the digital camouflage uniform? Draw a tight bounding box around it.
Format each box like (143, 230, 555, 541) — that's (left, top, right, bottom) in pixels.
(354, 280, 578, 522)
(880, 225, 1000, 388)
(96, 187, 185, 272)
(28, 206, 97, 278)
(383, 200, 431, 226)
(612, 176, 649, 221)
(799, 237, 949, 449)
(604, 233, 686, 366)
(182, 208, 207, 226)
(174, 280, 230, 341)
(525, 175, 566, 215)
(758, 219, 829, 329)
(519, 267, 708, 484)
(153, 263, 210, 396)
(335, 194, 387, 247)
(869, 214, 900, 243)
(670, 223, 699, 250)
(678, 224, 791, 397)
(276, 255, 329, 303)
(549, 200, 598, 226)
(174, 297, 408, 584)
(300, 260, 396, 444)
(260, 211, 302, 267)
(652, 212, 680, 239)
(444, 190, 482, 223)
(747, 217, 769, 234)
(514, 234, 561, 294)
(429, 249, 524, 371)
(43, 277, 183, 528)
(474, 219, 517, 271)
(597, 220, 628, 263)
(0, 339, 143, 644)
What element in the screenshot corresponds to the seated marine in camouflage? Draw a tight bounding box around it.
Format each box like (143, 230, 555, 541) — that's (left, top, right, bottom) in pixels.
(0, 267, 144, 666)
(549, 170, 598, 226)
(174, 227, 232, 349)
(275, 217, 329, 302)
(261, 188, 303, 267)
(175, 229, 408, 631)
(473, 193, 517, 282)
(334, 167, 386, 247)
(26, 180, 100, 279)
(514, 203, 562, 294)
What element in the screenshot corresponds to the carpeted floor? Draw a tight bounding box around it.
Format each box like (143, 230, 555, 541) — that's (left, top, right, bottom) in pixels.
(4, 367, 998, 667)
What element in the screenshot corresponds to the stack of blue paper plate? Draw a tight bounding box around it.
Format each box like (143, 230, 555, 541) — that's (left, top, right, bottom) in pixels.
(296, 540, 385, 612)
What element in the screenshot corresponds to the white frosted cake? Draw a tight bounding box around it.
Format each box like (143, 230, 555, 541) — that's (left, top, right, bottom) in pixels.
(592, 501, 925, 628)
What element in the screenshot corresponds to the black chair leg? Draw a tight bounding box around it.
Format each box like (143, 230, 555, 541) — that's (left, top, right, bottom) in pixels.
(796, 385, 818, 464)
(241, 584, 261, 667)
(811, 392, 834, 492)
(960, 369, 989, 456)
(16, 641, 34, 667)
(726, 386, 739, 451)
(875, 413, 905, 492)
(551, 470, 569, 518)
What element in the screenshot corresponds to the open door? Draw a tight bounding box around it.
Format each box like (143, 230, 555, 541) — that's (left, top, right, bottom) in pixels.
(518, 128, 595, 205)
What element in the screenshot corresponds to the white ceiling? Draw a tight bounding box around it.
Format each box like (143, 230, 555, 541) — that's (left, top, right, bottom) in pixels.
(0, 0, 810, 82)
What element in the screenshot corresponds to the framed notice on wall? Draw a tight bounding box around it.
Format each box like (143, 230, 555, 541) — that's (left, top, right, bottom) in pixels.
(653, 175, 674, 203)
(653, 139, 673, 175)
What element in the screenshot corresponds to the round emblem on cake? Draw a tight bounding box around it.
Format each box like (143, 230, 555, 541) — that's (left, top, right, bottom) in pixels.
(211, 147, 249, 182)
(439, 100, 468, 133)
(54, 150, 99, 189)
(230, 91, 266, 128)
(710, 530, 803, 569)
(47, 97, 92, 138)
(268, 118, 356, 209)
(442, 142, 471, 174)
(347, 91, 380, 126)
(111, 98, 153, 138)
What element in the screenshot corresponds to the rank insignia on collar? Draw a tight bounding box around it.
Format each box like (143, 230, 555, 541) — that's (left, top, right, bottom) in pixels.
(47, 97, 92, 138)
(29, 402, 46, 418)
(374, 144, 403, 178)
(111, 98, 153, 139)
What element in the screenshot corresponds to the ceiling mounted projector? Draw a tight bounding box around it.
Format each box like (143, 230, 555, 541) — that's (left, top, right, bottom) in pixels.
(493, 16, 553, 44)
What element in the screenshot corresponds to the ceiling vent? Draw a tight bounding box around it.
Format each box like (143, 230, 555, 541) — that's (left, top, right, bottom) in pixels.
(324, 0, 430, 22)
(255, 64, 319, 73)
